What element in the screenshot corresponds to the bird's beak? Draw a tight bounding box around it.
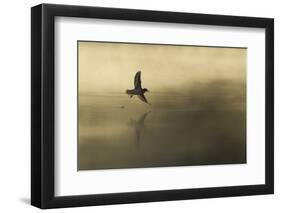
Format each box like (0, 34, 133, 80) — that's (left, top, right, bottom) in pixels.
(147, 90, 150, 92)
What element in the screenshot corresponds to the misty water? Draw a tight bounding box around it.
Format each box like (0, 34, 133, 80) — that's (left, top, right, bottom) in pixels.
(78, 87, 246, 170)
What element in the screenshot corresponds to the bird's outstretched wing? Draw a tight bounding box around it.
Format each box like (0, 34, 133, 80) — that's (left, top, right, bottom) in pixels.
(134, 71, 142, 89)
(138, 94, 148, 104)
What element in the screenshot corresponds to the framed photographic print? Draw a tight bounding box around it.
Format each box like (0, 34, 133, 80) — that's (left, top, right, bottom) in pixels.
(31, 3, 274, 209)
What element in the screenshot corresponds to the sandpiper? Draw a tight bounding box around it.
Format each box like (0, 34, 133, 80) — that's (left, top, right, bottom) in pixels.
(126, 71, 149, 104)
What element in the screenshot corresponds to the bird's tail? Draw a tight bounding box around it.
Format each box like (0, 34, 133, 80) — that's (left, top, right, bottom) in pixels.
(126, 90, 134, 98)
(126, 89, 133, 94)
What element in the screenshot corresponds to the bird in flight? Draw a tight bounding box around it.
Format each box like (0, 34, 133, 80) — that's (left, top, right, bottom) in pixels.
(126, 71, 149, 104)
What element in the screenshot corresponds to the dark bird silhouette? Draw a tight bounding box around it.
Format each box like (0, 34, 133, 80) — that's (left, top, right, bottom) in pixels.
(126, 71, 149, 104)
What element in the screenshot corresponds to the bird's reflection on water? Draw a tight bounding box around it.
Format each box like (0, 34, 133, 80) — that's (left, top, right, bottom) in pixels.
(128, 111, 151, 148)
(78, 89, 246, 170)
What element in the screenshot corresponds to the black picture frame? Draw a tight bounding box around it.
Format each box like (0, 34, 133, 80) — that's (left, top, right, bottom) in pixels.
(31, 3, 274, 209)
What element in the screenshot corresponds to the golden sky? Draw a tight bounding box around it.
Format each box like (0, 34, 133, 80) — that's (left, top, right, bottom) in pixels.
(78, 41, 246, 94)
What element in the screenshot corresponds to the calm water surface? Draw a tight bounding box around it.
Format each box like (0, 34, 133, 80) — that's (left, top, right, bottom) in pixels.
(78, 93, 246, 170)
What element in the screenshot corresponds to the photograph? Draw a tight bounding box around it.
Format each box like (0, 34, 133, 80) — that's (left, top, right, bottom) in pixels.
(78, 41, 247, 170)
(30, 3, 274, 209)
